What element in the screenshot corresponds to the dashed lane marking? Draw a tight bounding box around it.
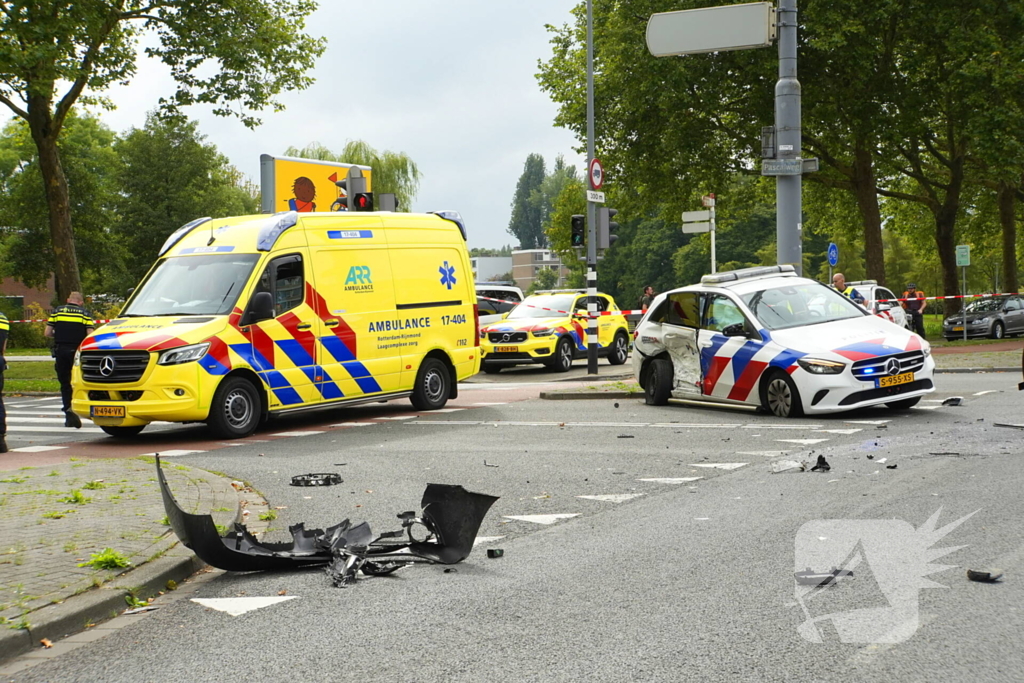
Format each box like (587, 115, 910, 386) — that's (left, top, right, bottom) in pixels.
(331, 422, 376, 427)
(577, 494, 645, 503)
(637, 477, 703, 484)
(141, 449, 207, 457)
(737, 450, 791, 457)
(776, 438, 830, 445)
(473, 402, 508, 406)
(741, 424, 823, 430)
(845, 420, 891, 425)
(191, 596, 298, 616)
(270, 431, 325, 437)
(504, 514, 580, 525)
(10, 445, 68, 453)
(432, 408, 466, 413)
(376, 416, 417, 421)
(973, 390, 997, 396)
(2, 416, 69, 424)
(690, 463, 748, 470)
(6, 425, 103, 434)
(473, 536, 505, 546)
(914, 406, 941, 411)
(812, 429, 863, 435)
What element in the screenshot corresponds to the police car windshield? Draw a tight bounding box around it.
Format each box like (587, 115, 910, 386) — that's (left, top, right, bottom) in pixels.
(742, 282, 865, 331)
(506, 295, 576, 320)
(122, 254, 260, 317)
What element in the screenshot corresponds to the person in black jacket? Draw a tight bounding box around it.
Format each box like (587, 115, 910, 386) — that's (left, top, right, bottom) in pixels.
(45, 292, 94, 428)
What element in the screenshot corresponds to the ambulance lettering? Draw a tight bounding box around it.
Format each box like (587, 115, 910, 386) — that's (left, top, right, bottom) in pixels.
(368, 318, 431, 332)
(344, 266, 373, 292)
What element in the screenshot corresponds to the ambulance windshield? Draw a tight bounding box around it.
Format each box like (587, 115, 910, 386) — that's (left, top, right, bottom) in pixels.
(506, 295, 576, 320)
(122, 254, 261, 317)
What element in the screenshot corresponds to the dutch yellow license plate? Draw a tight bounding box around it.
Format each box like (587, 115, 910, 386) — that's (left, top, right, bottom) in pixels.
(878, 372, 914, 388)
(952, 326, 964, 332)
(496, 346, 518, 353)
(90, 406, 125, 419)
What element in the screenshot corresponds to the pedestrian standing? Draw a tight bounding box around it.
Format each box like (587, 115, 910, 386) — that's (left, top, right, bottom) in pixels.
(901, 283, 927, 338)
(0, 310, 8, 453)
(45, 292, 94, 429)
(639, 286, 655, 310)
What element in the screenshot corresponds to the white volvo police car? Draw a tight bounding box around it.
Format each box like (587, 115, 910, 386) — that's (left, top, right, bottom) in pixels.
(632, 265, 935, 417)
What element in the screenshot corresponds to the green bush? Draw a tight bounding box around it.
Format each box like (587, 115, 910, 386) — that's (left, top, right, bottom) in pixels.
(0, 300, 48, 349)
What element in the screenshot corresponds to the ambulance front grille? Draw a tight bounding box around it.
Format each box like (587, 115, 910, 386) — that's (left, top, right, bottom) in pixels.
(80, 351, 152, 384)
(488, 332, 528, 343)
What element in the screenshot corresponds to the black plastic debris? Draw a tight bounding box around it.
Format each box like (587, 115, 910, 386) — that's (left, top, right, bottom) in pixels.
(994, 423, 1024, 430)
(617, 435, 635, 439)
(886, 464, 898, 469)
(866, 454, 874, 460)
(795, 568, 854, 586)
(967, 568, 1004, 583)
(487, 549, 504, 559)
(290, 473, 343, 487)
(156, 456, 498, 586)
(810, 455, 831, 472)
(942, 396, 965, 406)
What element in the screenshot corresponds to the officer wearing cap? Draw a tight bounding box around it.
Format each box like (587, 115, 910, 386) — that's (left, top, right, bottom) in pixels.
(901, 283, 927, 338)
(45, 292, 94, 428)
(0, 309, 8, 453)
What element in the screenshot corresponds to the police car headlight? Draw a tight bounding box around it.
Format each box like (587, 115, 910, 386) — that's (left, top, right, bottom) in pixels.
(157, 342, 211, 366)
(532, 327, 554, 337)
(797, 358, 846, 375)
(922, 345, 932, 357)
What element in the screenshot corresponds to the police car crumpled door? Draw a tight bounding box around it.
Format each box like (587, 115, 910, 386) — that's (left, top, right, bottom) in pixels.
(660, 291, 703, 397)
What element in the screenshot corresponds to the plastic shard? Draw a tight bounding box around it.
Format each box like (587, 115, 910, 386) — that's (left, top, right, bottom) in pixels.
(156, 456, 497, 584)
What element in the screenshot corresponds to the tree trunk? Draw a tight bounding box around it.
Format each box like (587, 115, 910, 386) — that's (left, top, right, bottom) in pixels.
(998, 181, 1018, 293)
(932, 154, 966, 317)
(851, 143, 886, 285)
(30, 127, 81, 301)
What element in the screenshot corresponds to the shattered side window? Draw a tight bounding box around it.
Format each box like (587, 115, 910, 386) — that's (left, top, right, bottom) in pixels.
(665, 292, 701, 328)
(703, 295, 746, 333)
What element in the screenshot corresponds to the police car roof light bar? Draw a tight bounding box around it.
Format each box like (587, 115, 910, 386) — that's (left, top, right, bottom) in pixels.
(701, 264, 795, 285)
(429, 211, 467, 241)
(256, 211, 300, 251)
(159, 217, 213, 256)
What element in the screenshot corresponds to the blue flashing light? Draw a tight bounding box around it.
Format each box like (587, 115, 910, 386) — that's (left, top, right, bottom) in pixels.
(159, 217, 212, 256)
(864, 368, 875, 374)
(256, 211, 299, 251)
(430, 210, 467, 241)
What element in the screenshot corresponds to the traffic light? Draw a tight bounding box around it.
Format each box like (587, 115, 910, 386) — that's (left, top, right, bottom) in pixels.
(352, 192, 374, 211)
(597, 207, 619, 249)
(570, 214, 585, 247)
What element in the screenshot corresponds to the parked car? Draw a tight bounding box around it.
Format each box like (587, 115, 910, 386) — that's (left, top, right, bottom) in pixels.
(942, 295, 1024, 340)
(632, 265, 935, 417)
(476, 284, 524, 327)
(479, 290, 629, 373)
(846, 280, 910, 329)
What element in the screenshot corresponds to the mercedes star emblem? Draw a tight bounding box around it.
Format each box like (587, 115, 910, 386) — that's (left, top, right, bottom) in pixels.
(885, 358, 901, 376)
(99, 356, 117, 377)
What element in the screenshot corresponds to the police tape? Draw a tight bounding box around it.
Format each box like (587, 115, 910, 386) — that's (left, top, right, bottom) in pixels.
(476, 295, 647, 317)
(875, 292, 1019, 302)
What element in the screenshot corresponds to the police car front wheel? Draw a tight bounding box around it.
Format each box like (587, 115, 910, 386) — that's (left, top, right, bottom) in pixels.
(762, 371, 804, 418)
(411, 358, 450, 411)
(208, 377, 261, 438)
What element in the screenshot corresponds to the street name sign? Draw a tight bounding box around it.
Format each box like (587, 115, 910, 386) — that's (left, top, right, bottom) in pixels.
(761, 159, 803, 176)
(646, 2, 775, 57)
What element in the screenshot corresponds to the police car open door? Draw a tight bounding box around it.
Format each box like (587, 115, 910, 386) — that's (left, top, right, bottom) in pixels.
(660, 291, 703, 398)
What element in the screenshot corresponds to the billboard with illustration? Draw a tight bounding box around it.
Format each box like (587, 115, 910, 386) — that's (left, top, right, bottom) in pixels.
(260, 154, 373, 214)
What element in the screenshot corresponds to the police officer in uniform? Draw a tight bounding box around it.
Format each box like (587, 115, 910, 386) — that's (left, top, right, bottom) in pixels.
(0, 310, 9, 453)
(831, 272, 865, 306)
(45, 292, 94, 429)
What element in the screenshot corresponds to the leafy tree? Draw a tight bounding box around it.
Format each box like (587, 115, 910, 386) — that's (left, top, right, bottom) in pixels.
(0, 112, 120, 297)
(508, 153, 547, 249)
(283, 141, 421, 212)
(114, 113, 258, 290)
(0, 1, 325, 300)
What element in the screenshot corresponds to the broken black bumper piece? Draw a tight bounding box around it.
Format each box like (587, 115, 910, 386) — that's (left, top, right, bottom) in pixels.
(156, 456, 498, 584)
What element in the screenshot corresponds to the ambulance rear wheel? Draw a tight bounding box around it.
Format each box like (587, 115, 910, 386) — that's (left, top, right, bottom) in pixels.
(100, 425, 146, 438)
(208, 377, 261, 438)
(411, 358, 450, 411)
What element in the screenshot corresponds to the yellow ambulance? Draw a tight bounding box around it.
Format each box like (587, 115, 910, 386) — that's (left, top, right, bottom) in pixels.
(71, 210, 480, 438)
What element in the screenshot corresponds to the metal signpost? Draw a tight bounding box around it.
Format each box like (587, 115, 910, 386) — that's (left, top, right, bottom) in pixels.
(647, 1, 813, 275)
(586, 0, 599, 375)
(827, 242, 838, 282)
(956, 245, 971, 342)
(682, 194, 717, 273)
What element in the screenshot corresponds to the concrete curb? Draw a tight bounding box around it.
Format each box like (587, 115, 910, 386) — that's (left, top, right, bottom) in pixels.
(0, 549, 205, 665)
(540, 390, 641, 400)
(934, 367, 1017, 373)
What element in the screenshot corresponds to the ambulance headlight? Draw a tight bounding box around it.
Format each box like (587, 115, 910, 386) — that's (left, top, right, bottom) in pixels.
(74, 350, 81, 367)
(158, 342, 211, 366)
(797, 358, 846, 375)
(532, 327, 555, 337)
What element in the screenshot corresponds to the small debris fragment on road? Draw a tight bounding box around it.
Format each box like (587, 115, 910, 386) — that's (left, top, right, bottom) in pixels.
(795, 568, 854, 586)
(967, 568, 1004, 583)
(444, 568, 458, 574)
(484, 460, 500, 468)
(40, 638, 53, 648)
(942, 396, 965, 406)
(886, 464, 898, 469)
(617, 435, 635, 439)
(123, 606, 159, 615)
(929, 452, 960, 456)
(614, 402, 620, 408)
(278, 589, 287, 595)
(487, 549, 504, 559)
(810, 455, 831, 472)
(772, 460, 808, 474)
(290, 473, 343, 487)
(866, 454, 874, 460)
(994, 423, 1024, 430)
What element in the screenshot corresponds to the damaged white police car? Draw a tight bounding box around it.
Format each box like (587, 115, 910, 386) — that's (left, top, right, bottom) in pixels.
(632, 265, 935, 417)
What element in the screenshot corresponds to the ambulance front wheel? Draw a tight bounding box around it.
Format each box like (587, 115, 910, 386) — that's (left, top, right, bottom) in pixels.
(208, 376, 261, 438)
(411, 358, 450, 411)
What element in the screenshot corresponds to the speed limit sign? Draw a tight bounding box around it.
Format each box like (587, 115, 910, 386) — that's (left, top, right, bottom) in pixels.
(589, 158, 604, 190)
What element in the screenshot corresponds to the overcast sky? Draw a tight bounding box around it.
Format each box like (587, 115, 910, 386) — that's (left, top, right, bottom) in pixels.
(77, 0, 585, 250)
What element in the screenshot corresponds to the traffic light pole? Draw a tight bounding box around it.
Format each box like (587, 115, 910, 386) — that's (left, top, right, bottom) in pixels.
(776, 0, 803, 275)
(585, 0, 598, 375)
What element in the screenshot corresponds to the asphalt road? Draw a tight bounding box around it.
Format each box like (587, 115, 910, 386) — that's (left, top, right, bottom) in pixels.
(7, 372, 1024, 682)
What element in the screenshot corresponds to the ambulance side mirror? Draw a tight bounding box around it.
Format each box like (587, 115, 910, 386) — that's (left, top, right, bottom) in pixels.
(243, 291, 275, 326)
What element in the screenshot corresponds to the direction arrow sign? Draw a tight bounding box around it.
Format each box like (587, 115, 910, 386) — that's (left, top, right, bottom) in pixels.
(589, 158, 604, 190)
(682, 210, 711, 223)
(647, 2, 775, 57)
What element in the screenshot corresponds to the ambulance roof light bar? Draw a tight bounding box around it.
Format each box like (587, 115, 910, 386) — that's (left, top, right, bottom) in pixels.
(256, 211, 299, 251)
(159, 217, 212, 256)
(701, 264, 796, 285)
(429, 210, 467, 241)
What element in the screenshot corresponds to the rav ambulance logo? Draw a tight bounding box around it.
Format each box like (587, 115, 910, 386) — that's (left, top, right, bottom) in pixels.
(439, 261, 457, 290)
(345, 266, 372, 285)
(793, 508, 976, 644)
